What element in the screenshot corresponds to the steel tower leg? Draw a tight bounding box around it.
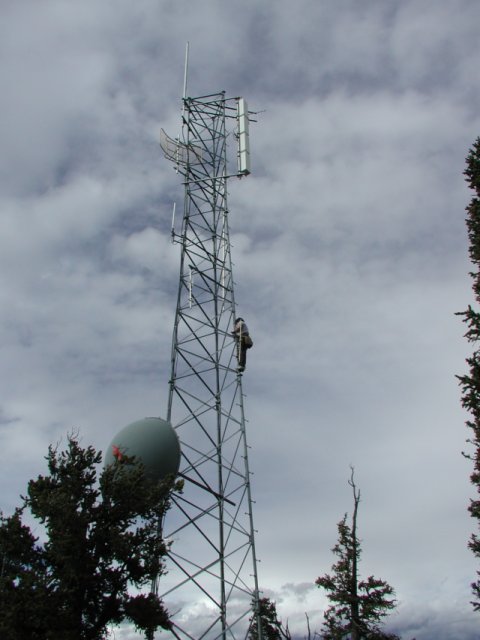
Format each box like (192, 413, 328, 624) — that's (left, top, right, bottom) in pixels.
(158, 93, 261, 640)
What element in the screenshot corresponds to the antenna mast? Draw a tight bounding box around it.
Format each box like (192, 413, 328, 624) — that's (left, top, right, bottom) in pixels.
(182, 42, 189, 117)
(159, 81, 261, 640)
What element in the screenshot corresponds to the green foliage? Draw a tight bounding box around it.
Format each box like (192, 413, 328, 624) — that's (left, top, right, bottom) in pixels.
(316, 472, 398, 640)
(0, 509, 50, 638)
(0, 436, 175, 639)
(458, 137, 480, 610)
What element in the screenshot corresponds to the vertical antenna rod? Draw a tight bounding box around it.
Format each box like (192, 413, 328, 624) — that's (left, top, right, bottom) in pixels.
(182, 42, 189, 118)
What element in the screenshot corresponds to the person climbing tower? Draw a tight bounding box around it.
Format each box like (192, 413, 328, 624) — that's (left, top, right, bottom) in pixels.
(231, 317, 253, 373)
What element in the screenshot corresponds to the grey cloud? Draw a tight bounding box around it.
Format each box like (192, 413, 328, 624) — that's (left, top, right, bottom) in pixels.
(1, 1, 479, 638)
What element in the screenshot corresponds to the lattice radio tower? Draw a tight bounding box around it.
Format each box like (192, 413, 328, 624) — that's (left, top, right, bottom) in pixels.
(157, 62, 262, 640)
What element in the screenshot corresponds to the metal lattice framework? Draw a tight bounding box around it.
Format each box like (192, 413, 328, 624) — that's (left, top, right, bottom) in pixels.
(158, 92, 261, 640)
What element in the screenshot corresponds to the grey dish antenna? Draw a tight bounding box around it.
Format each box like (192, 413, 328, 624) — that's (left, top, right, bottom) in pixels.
(159, 128, 203, 166)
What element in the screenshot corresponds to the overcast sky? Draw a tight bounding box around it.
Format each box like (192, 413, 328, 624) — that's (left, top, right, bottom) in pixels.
(1, 1, 480, 638)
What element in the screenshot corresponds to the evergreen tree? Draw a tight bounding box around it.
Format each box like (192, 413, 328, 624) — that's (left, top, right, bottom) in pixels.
(315, 469, 398, 640)
(0, 436, 176, 639)
(248, 597, 285, 640)
(457, 136, 480, 609)
(0, 508, 50, 638)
